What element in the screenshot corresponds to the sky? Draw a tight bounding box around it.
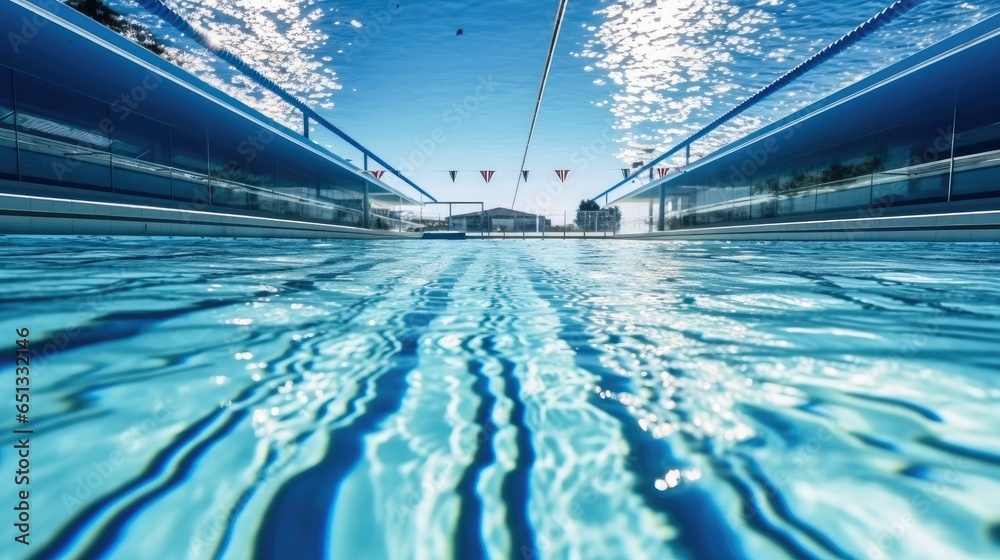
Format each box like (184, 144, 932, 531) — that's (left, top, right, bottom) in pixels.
(108, 0, 999, 227)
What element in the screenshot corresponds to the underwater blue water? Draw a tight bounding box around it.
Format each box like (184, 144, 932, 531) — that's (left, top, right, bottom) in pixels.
(2, 237, 1000, 559)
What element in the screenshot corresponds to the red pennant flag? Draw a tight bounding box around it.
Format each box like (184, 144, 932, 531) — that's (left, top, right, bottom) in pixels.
(480, 170, 495, 183)
(367, 170, 385, 180)
(555, 169, 569, 183)
(657, 167, 669, 178)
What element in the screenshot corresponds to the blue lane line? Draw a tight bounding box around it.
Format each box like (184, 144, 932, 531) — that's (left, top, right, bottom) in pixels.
(253, 258, 473, 559)
(522, 262, 748, 560)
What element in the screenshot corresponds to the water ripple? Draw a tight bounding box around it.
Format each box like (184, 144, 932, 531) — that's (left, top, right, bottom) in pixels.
(2, 237, 1000, 559)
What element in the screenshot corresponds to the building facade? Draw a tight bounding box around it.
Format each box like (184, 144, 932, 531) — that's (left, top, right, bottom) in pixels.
(609, 14, 1000, 242)
(449, 207, 551, 232)
(0, 0, 423, 238)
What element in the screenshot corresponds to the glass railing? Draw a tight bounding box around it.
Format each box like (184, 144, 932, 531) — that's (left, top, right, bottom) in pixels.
(10, 128, 375, 229)
(951, 148, 1000, 200)
(368, 208, 426, 232)
(664, 152, 1000, 228)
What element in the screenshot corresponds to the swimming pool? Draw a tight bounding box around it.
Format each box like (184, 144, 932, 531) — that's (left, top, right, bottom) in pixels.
(3, 237, 999, 559)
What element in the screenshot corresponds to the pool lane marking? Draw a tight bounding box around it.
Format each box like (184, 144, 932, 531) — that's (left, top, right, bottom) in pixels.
(28, 382, 265, 560)
(453, 356, 500, 559)
(28, 255, 409, 559)
(208, 260, 419, 559)
(447, 253, 541, 558)
(520, 249, 859, 559)
(253, 255, 476, 559)
(520, 254, 749, 560)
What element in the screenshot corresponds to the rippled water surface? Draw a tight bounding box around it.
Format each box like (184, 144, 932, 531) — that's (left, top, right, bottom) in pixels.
(2, 237, 1000, 560)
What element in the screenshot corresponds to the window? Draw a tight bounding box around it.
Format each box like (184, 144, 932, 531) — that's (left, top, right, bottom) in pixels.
(169, 126, 209, 205)
(871, 105, 951, 208)
(0, 66, 16, 179)
(15, 72, 111, 190)
(111, 111, 171, 198)
(952, 81, 1000, 200)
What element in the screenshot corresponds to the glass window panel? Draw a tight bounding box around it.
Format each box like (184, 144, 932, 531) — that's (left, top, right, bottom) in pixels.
(112, 160, 172, 199)
(776, 189, 816, 216)
(871, 106, 952, 208)
(111, 111, 169, 164)
(0, 66, 16, 179)
(15, 72, 110, 190)
(733, 185, 752, 222)
(954, 85, 1000, 158)
(951, 162, 1000, 201)
(14, 72, 110, 150)
(170, 127, 209, 204)
(209, 140, 248, 210)
(952, 81, 1000, 200)
(751, 171, 778, 220)
(111, 112, 171, 198)
(249, 149, 277, 191)
(170, 127, 207, 173)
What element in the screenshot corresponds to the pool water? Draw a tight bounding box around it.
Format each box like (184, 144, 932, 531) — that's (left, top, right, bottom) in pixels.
(3, 237, 1000, 560)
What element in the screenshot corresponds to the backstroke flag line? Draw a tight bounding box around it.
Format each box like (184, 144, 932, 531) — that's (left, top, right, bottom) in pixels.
(522, 170, 529, 182)
(621, 169, 630, 179)
(555, 169, 570, 183)
(481, 170, 495, 184)
(658, 167, 669, 178)
(449, 171, 457, 182)
(367, 170, 385, 180)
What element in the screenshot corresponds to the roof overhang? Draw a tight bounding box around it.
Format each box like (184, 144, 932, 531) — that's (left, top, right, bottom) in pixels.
(2, 0, 423, 205)
(609, 12, 1000, 205)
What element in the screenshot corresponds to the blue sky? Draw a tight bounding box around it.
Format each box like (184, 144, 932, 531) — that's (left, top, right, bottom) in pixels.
(114, 0, 998, 223)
